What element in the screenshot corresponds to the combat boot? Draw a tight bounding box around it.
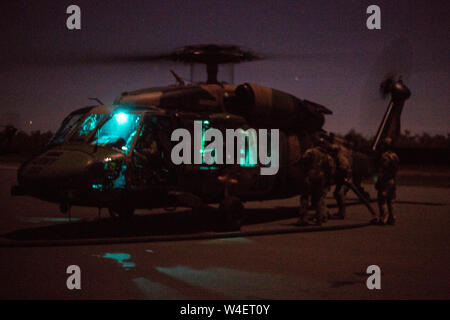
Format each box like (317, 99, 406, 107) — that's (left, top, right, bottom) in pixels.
(378, 200, 388, 225)
(336, 209, 345, 220)
(296, 209, 309, 226)
(387, 202, 396, 225)
(296, 195, 309, 226)
(387, 214, 396, 225)
(314, 216, 322, 226)
(296, 218, 309, 226)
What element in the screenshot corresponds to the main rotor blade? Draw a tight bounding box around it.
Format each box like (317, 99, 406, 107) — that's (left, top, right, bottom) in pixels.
(4, 47, 373, 68)
(4, 44, 264, 67)
(2, 52, 173, 67)
(263, 51, 373, 62)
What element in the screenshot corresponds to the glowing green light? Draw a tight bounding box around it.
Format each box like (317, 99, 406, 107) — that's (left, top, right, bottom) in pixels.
(101, 253, 135, 270)
(200, 120, 215, 164)
(92, 184, 103, 190)
(21, 217, 81, 223)
(239, 130, 257, 167)
(115, 112, 128, 125)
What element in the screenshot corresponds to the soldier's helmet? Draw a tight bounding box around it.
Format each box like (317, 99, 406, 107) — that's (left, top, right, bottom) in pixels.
(328, 132, 336, 143)
(316, 135, 335, 155)
(380, 137, 393, 152)
(316, 137, 329, 152)
(330, 144, 340, 156)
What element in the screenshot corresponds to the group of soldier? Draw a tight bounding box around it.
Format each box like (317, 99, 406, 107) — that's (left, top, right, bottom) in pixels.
(296, 134, 399, 227)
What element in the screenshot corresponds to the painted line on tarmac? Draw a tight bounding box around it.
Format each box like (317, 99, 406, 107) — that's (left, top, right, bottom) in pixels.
(0, 221, 372, 248)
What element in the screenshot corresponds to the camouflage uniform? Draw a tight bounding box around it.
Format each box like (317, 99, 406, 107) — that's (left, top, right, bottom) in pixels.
(136, 126, 167, 183)
(375, 150, 399, 225)
(330, 143, 352, 219)
(297, 146, 335, 226)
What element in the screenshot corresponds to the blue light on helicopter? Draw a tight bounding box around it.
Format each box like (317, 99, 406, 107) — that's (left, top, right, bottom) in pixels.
(115, 112, 128, 125)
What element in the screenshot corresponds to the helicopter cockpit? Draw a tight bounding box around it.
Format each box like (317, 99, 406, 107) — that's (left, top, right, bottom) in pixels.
(48, 105, 112, 146)
(48, 107, 92, 146)
(70, 113, 105, 142)
(90, 111, 142, 154)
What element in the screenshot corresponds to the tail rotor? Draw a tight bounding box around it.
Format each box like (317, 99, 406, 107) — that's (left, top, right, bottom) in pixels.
(372, 76, 411, 152)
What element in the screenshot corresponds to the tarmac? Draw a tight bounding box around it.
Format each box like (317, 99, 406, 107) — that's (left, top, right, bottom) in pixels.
(0, 166, 449, 299)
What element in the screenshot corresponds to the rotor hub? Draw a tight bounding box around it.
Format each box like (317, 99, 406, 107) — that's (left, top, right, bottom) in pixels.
(170, 45, 260, 84)
(170, 44, 260, 64)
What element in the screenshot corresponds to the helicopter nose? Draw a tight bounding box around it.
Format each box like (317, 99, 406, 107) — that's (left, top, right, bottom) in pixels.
(18, 149, 95, 189)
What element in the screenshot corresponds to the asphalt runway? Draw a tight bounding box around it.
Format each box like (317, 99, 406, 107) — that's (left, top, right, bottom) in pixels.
(0, 167, 449, 299)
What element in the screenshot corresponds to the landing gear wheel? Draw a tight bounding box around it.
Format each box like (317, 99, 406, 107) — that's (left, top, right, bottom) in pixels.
(219, 196, 244, 231)
(108, 203, 135, 220)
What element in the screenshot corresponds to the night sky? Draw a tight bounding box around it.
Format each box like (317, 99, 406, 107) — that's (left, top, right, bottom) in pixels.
(1, 0, 448, 135)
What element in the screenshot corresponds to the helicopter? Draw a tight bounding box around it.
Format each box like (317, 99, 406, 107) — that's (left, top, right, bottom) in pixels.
(11, 44, 411, 230)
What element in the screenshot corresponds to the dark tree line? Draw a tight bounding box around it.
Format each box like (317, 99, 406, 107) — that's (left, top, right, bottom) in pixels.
(343, 129, 450, 150)
(342, 129, 450, 165)
(1, 130, 53, 155)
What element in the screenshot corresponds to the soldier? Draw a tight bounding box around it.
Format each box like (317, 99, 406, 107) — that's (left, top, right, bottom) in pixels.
(297, 142, 335, 226)
(327, 137, 352, 219)
(375, 138, 400, 225)
(135, 123, 167, 184)
(139, 130, 160, 165)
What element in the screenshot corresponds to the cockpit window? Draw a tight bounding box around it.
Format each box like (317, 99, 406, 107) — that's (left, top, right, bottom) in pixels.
(71, 113, 105, 141)
(49, 112, 85, 145)
(91, 112, 141, 154)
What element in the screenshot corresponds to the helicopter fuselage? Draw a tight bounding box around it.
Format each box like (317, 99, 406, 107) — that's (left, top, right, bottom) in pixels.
(12, 105, 305, 210)
(12, 77, 409, 220)
(12, 82, 331, 213)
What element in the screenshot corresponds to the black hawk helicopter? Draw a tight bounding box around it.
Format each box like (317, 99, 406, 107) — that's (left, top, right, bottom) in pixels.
(11, 44, 411, 230)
